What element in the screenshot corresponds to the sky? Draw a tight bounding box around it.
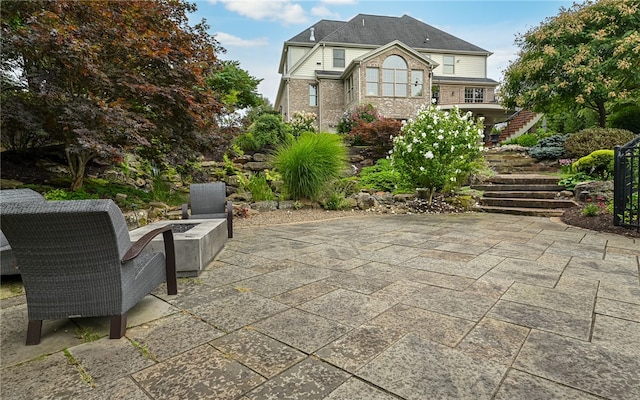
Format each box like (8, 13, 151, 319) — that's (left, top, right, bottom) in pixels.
(189, 0, 575, 105)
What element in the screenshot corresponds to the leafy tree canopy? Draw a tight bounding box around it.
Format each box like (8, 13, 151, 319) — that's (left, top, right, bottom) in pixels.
(501, 0, 640, 128)
(208, 60, 263, 111)
(1, 0, 225, 190)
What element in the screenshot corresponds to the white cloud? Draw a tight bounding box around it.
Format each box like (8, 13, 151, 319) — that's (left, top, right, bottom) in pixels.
(213, 0, 308, 25)
(321, 0, 358, 5)
(215, 32, 268, 48)
(311, 5, 339, 18)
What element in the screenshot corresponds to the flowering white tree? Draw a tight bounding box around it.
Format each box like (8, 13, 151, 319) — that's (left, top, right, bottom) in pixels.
(390, 104, 485, 204)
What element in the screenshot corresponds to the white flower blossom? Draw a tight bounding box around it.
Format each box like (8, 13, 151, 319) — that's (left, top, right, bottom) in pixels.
(425, 151, 434, 159)
(451, 145, 455, 152)
(420, 166, 425, 171)
(450, 176, 456, 182)
(433, 142, 439, 148)
(437, 134, 444, 140)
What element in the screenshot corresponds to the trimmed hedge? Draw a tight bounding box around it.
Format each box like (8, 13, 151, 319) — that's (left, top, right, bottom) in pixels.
(572, 149, 614, 180)
(564, 128, 636, 159)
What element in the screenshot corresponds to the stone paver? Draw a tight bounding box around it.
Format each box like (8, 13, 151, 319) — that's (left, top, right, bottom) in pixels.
(514, 330, 640, 400)
(1, 213, 638, 400)
(356, 334, 507, 400)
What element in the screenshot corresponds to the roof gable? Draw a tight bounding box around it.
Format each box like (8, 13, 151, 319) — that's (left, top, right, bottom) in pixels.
(353, 40, 438, 67)
(286, 14, 489, 54)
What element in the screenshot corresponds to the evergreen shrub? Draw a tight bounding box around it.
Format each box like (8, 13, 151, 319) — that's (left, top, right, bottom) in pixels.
(564, 128, 636, 158)
(528, 134, 570, 160)
(572, 149, 615, 180)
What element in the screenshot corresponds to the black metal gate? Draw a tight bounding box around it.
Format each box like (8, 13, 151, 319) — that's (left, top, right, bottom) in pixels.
(614, 135, 640, 232)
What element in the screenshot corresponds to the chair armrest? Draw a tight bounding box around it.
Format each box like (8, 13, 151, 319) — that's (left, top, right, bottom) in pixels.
(123, 225, 173, 262)
(123, 225, 177, 295)
(226, 200, 233, 238)
(181, 204, 189, 219)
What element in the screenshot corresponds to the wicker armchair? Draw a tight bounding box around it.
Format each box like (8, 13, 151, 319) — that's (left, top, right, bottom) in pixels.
(1, 189, 46, 275)
(0, 199, 177, 345)
(182, 182, 233, 238)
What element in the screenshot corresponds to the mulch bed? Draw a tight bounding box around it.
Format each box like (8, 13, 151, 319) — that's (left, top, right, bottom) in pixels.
(561, 206, 640, 238)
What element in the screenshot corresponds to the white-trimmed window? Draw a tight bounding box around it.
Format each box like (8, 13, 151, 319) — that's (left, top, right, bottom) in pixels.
(309, 84, 318, 106)
(345, 75, 354, 102)
(333, 49, 345, 68)
(464, 87, 485, 103)
(366, 67, 379, 96)
(411, 70, 423, 97)
(443, 55, 455, 74)
(382, 55, 408, 97)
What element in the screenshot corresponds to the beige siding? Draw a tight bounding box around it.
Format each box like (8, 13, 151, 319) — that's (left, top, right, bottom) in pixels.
(293, 51, 324, 78)
(287, 47, 310, 73)
(427, 53, 486, 78)
(289, 46, 371, 78)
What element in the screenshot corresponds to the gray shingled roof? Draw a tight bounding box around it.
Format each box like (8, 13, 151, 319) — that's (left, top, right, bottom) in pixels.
(286, 14, 488, 53)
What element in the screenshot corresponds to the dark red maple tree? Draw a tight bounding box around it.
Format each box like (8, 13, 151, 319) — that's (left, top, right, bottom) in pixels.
(1, 0, 225, 190)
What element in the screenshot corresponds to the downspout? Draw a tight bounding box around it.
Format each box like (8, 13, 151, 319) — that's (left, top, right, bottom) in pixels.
(357, 61, 362, 104)
(428, 65, 434, 103)
(286, 78, 290, 122)
(318, 78, 322, 131)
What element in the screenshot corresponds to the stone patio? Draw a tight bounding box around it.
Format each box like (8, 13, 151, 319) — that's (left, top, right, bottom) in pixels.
(1, 213, 639, 399)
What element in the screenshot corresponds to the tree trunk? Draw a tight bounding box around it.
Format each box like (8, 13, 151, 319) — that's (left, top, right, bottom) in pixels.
(66, 147, 93, 191)
(597, 101, 607, 128)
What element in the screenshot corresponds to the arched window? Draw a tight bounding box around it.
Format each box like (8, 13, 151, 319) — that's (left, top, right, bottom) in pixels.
(382, 55, 408, 97)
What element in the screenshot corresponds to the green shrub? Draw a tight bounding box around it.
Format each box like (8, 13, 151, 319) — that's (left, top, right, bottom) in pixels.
(572, 149, 614, 180)
(581, 203, 601, 217)
(359, 158, 408, 193)
(528, 134, 570, 160)
(321, 190, 351, 210)
(246, 172, 275, 201)
(608, 106, 640, 134)
(564, 127, 636, 158)
(235, 114, 292, 152)
(234, 132, 260, 152)
(502, 133, 538, 147)
(558, 172, 594, 191)
(273, 132, 347, 200)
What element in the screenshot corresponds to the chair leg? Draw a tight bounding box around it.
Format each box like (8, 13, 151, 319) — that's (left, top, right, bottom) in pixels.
(26, 320, 43, 345)
(163, 230, 178, 295)
(110, 314, 127, 339)
(226, 201, 233, 239)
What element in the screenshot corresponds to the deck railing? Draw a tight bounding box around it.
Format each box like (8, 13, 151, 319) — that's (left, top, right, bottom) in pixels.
(613, 135, 640, 232)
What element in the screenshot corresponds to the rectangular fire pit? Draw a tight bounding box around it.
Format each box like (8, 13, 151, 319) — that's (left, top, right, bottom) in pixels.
(129, 219, 227, 277)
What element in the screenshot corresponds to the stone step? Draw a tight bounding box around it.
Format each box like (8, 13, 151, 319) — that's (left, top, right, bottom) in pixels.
(484, 174, 561, 185)
(472, 184, 565, 192)
(474, 205, 569, 218)
(483, 191, 558, 199)
(480, 197, 577, 209)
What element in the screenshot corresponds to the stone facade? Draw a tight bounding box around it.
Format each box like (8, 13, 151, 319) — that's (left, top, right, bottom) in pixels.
(286, 79, 318, 121)
(358, 48, 433, 120)
(287, 47, 437, 131)
(318, 78, 344, 131)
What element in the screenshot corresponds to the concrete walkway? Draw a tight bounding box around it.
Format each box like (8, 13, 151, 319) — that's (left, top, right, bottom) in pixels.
(1, 213, 639, 399)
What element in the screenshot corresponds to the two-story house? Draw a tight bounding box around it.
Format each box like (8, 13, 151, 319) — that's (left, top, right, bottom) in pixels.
(275, 14, 510, 136)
